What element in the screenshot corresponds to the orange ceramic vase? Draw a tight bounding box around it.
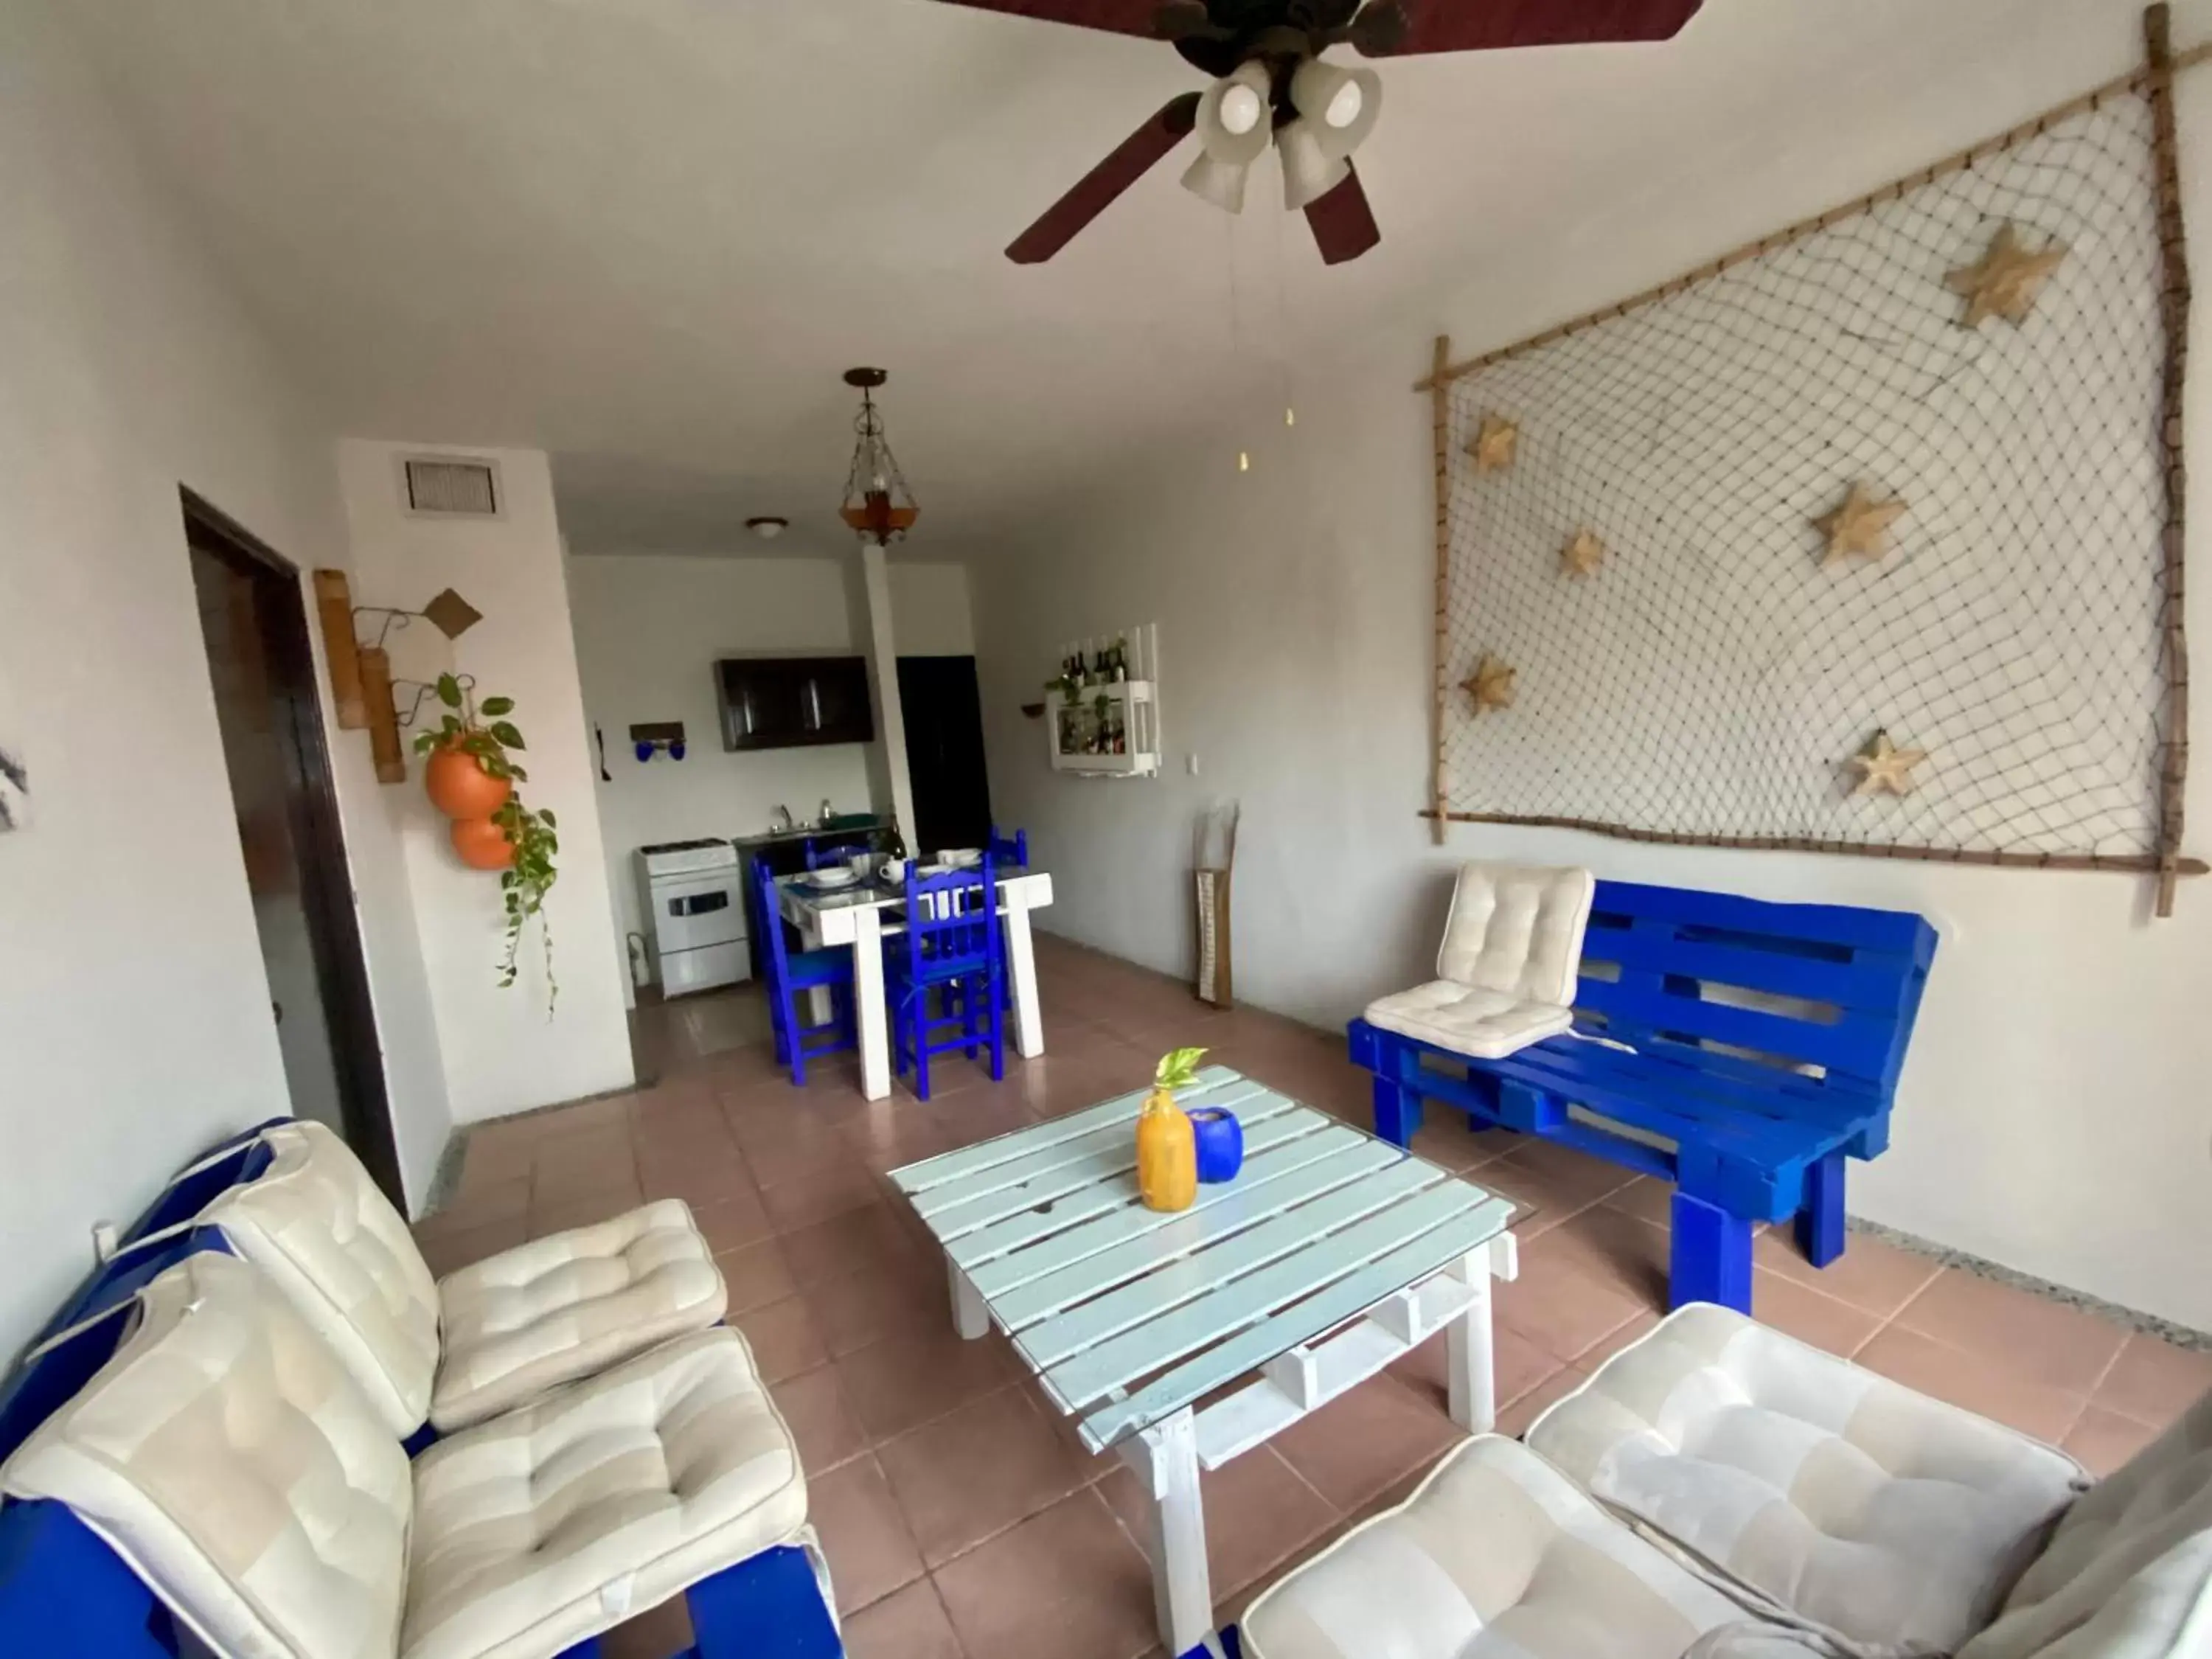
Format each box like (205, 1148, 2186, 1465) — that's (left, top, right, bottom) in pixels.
(1136, 1086, 1197, 1213)
(425, 742, 512, 820)
(450, 815, 515, 872)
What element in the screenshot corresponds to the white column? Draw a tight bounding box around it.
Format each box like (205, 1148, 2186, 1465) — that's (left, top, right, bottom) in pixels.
(860, 544, 918, 851)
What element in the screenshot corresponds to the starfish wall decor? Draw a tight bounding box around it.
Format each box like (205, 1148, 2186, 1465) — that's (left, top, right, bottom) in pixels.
(1814, 482, 1907, 568)
(1559, 529, 1605, 579)
(1464, 654, 1516, 714)
(1469, 414, 1519, 474)
(1848, 730, 1928, 797)
(1945, 223, 2068, 329)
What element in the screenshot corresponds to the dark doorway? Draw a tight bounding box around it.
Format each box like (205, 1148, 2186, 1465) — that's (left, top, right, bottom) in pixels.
(898, 655, 992, 855)
(183, 490, 403, 1204)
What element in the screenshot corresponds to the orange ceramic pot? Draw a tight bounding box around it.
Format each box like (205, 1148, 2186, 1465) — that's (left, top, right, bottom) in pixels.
(450, 815, 515, 872)
(425, 742, 512, 820)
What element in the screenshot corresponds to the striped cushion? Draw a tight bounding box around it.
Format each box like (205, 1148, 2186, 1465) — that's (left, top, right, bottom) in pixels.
(1363, 981, 1577, 1059)
(1528, 1304, 2087, 1655)
(0, 1251, 413, 1659)
(429, 1198, 728, 1433)
(1434, 862, 1595, 1004)
(204, 1119, 442, 1436)
(1241, 1435, 1756, 1659)
(1961, 1385, 2212, 1659)
(403, 1326, 806, 1659)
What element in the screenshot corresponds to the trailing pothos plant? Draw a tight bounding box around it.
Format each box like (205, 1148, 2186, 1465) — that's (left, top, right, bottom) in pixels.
(414, 673, 561, 1013)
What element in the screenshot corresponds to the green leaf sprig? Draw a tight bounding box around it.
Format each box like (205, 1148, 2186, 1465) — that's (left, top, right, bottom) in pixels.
(1154, 1047, 1208, 1091)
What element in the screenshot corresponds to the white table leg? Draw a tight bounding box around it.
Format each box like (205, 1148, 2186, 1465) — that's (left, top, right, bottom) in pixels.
(949, 1257, 990, 1340)
(1119, 1411, 1221, 1659)
(1447, 1232, 1516, 1434)
(1005, 900, 1045, 1060)
(850, 904, 890, 1101)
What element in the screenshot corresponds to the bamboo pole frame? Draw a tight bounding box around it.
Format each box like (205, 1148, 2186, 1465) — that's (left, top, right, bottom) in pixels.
(2146, 2, 2194, 917)
(1429, 334, 1452, 846)
(1420, 12, 2203, 903)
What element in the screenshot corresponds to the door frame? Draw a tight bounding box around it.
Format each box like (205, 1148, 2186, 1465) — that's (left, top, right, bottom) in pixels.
(181, 488, 405, 1205)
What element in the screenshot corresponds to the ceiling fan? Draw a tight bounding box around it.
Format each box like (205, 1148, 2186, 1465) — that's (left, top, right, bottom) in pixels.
(940, 0, 1705, 265)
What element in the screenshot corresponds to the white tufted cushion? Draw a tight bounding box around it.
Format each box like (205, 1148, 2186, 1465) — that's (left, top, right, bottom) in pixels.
(1527, 1304, 2087, 1655)
(0, 1251, 413, 1659)
(1362, 981, 1577, 1059)
(1961, 1385, 2212, 1659)
(430, 1199, 728, 1433)
(1241, 1435, 1765, 1659)
(203, 1120, 442, 1439)
(402, 1326, 806, 1659)
(1434, 862, 1596, 1004)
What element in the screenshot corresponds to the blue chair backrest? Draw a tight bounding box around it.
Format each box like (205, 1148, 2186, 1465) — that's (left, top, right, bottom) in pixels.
(753, 858, 802, 993)
(987, 826, 1028, 867)
(901, 857, 1001, 982)
(1574, 880, 1939, 1103)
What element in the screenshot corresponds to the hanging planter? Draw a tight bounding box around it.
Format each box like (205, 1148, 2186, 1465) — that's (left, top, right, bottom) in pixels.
(450, 815, 515, 871)
(414, 673, 560, 1012)
(425, 742, 513, 820)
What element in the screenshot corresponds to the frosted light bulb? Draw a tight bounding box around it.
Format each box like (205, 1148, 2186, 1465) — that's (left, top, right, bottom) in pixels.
(1324, 80, 1363, 128)
(1237, 451, 1251, 472)
(1285, 407, 1296, 428)
(1220, 83, 1264, 136)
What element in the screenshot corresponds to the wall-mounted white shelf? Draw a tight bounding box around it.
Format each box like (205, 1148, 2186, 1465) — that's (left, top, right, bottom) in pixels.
(1048, 622, 1161, 779)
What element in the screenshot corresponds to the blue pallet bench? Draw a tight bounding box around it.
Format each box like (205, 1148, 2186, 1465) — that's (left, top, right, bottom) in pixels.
(0, 1124, 844, 1658)
(1349, 879, 1938, 1312)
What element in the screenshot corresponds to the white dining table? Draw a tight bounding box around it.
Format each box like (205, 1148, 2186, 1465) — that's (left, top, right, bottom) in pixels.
(775, 868, 1056, 1099)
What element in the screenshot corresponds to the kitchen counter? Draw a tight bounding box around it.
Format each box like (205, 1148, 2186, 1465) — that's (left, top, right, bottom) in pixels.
(731, 815, 891, 849)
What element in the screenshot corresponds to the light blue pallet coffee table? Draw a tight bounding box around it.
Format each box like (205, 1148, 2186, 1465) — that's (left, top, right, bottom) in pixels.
(889, 1065, 1521, 1659)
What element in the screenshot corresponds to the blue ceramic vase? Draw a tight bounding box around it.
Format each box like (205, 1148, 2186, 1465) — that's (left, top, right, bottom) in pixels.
(1189, 1108, 1244, 1183)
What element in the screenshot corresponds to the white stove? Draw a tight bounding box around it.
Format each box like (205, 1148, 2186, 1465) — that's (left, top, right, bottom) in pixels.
(637, 839, 749, 995)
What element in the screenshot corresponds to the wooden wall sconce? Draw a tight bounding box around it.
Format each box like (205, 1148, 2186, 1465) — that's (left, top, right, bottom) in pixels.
(312, 569, 482, 786)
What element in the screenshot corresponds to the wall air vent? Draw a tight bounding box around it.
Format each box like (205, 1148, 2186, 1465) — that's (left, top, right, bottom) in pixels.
(400, 456, 502, 518)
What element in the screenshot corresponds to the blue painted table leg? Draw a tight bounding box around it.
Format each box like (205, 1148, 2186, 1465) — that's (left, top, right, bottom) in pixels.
(1371, 1070, 1422, 1147)
(1795, 1150, 1846, 1268)
(1669, 1191, 1753, 1313)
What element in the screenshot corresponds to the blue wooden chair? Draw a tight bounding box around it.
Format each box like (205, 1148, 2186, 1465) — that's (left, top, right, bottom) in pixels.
(888, 857, 1004, 1102)
(986, 824, 1028, 867)
(754, 860, 859, 1087)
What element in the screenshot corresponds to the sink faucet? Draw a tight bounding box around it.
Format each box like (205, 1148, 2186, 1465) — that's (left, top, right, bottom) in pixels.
(770, 804, 793, 834)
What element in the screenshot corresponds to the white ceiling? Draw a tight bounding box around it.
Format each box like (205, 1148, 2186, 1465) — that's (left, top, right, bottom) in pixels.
(62, 0, 2168, 553)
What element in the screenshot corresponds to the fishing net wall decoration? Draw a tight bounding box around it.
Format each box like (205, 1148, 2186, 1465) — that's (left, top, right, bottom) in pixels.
(1422, 46, 2197, 911)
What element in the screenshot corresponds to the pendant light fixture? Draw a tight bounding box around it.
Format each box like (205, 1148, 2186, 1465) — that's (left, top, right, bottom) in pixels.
(838, 367, 919, 546)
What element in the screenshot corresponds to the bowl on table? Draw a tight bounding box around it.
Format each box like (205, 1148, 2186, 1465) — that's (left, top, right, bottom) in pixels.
(941, 848, 982, 868)
(806, 868, 860, 891)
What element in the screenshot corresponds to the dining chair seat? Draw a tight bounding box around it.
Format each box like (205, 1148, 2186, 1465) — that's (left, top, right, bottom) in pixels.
(754, 862, 860, 1087)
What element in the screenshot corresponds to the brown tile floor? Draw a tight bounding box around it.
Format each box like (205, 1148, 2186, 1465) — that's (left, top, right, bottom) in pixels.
(414, 936, 2212, 1659)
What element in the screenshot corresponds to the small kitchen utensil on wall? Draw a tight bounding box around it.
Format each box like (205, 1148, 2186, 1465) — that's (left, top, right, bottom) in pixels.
(1192, 800, 1239, 1008)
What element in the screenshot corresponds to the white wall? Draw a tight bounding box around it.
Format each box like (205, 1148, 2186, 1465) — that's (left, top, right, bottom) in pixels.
(972, 35, 2212, 1329)
(0, 0, 451, 1355)
(568, 552, 879, 961)
(888, 561, 976, 657)
(338, 442, 633, 1124)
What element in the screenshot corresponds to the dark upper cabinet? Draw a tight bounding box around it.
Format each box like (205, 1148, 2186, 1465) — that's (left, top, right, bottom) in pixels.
(717, 657, 875, 751)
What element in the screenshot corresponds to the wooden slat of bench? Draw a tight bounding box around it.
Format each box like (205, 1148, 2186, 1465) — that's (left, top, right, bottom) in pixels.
(1489, 1050, 1847, 1166)
(1580, 926, 1913, 1012)
(1501, 1039, 1877, 1142)
(1589, 880, 1934, 954)
(1572, 976, 1898, 1080)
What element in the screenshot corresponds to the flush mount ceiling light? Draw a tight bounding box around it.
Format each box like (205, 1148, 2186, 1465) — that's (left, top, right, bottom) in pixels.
(951, 0, 1705, 266)
(745, 516, 790, 540)
(838, 368, 919, 546)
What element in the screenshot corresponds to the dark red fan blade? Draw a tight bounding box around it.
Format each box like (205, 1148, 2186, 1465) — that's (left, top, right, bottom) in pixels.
(1304, 163, 1381, 265)
(1006, 92, 1201, 264)
(933, 0, 1172, 41)
(1362, 0, 1703, 55)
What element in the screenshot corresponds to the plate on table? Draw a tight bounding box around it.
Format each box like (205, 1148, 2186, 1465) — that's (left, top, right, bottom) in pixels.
(915, 863, 951, 877)
(940, 847, 982, 868)
(804, 869, 860, 891)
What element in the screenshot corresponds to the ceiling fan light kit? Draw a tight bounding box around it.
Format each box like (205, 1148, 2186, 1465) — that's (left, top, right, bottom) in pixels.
(942, 0, 1705, 265)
